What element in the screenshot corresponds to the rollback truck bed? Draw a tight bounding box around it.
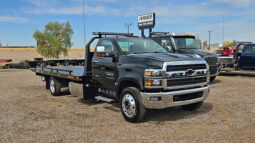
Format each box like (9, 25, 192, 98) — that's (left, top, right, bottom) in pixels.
(32, 32, 210, 123)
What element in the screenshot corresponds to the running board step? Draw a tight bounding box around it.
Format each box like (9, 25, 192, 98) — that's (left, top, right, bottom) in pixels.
(95, 96, 115, 103)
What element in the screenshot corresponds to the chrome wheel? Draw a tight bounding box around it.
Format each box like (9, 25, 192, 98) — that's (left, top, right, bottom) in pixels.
(50, 79, 55, 93)
(122, 94, 136, 118)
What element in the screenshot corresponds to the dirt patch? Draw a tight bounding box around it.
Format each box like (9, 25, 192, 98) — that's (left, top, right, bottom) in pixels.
(0, 69, 254, 143)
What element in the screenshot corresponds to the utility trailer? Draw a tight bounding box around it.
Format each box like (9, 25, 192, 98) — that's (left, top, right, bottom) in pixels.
(0, 59, 12, 69)
(32, 32, 210, 122)
(0, 59, 12, 63)
(219, 42, 255, 73)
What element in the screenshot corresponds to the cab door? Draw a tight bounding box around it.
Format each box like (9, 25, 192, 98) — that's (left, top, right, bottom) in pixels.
(92, 39, 118, 89)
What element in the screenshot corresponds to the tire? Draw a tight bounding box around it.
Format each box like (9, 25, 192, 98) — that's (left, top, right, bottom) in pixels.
(210, 76, 216, 82)
(181, 101, 203, 111)
(120, 87, 146, 123)
(49, 77, 62, 96)
(45, 77, 50, 90)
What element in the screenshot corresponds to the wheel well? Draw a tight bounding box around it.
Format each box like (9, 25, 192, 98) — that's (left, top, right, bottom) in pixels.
(117, 80, 140, 98)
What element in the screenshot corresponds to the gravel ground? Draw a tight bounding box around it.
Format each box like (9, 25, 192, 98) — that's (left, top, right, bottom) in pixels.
(0, 69, 254, 143)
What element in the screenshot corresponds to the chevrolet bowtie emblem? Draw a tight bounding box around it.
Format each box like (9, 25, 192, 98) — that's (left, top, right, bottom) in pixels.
(185, 69, 196, 76)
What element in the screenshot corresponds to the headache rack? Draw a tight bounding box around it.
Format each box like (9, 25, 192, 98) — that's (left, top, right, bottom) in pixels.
(150, 32, 170, 36)
(236, 41, 253, 45)
(92, 32, 135, 38)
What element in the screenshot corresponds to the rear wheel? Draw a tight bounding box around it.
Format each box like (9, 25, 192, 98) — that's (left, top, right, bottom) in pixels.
(181, 101, 203, 111)
(120, 87, 146, 123)
(210, 76, 216, 82)
(49, 77, 62, 96)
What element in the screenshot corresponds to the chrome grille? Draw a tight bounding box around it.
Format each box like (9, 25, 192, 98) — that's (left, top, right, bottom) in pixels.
(167, 64, 206, 72)
(167, 77, 207, 87)
(162, 61, 209, 90)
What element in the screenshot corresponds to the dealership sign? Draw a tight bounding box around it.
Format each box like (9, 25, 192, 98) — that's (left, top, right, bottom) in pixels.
(138, 13, 155, 29)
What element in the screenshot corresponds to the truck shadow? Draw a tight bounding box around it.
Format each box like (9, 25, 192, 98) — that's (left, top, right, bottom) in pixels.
(210, 79, 221, 84)
(219, 72, 255, 77)
(78, 98, 106, 106)
(144, 102, 213, 122)
(78, 98, 213, 122)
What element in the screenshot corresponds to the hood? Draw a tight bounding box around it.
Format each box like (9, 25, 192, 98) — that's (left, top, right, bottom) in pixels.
(176, 49, 217, 58)
(139, 53, 201, 62)
(119, 53, 203, 69)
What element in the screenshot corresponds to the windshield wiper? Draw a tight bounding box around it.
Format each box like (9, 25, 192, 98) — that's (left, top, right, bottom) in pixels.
(151, 51, 164, 53)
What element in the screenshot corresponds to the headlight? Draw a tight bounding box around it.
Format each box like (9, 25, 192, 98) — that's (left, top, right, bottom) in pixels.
(144, 79, 162, 86)
(145, 69, 164, 77)
(144, 69, 164, 88)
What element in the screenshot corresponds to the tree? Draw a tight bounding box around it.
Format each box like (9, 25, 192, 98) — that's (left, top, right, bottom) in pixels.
(231, 40, 237, 47)
(33, 21, 74, 58)
(197, 38, 202, 48)
(203, 40, 208, 49)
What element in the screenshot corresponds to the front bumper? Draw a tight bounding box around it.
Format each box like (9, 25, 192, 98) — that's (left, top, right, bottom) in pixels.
(140, 85, 210, 109)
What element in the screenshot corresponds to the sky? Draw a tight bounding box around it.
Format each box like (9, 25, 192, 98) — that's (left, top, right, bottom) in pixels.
(0, 0, 255, 47)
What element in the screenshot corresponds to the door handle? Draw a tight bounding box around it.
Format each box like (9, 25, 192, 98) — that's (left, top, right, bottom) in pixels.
(93, 61, 98, 63)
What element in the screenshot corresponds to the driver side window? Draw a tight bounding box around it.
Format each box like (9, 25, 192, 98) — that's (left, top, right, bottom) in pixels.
(98, 40, 115, 56)
(245, 45, 255, 53)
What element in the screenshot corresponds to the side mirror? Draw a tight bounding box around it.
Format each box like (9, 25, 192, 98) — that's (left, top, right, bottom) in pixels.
(96, 46, 106, 56)
(96, 46, 115, 58)
(166, 46, 172, 52)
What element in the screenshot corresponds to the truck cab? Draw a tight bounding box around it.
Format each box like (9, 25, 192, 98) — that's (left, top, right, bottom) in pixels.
(238, 44, 255, 70)
(150, 32, 220, 82)
(222, 46, 236, 56)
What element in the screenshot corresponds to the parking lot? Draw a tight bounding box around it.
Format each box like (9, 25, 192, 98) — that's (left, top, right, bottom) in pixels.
(0, 69, 254, 143)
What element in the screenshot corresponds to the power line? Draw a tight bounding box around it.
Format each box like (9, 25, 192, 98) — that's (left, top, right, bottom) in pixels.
(223, 20, 255, 28)
(224, 11, 255, 21)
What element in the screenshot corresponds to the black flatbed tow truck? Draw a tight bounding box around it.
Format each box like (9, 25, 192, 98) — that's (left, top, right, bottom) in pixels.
(32, 32, 210, 122)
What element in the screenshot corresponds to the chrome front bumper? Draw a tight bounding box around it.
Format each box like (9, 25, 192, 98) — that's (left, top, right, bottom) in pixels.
(140, 85, 210, 109)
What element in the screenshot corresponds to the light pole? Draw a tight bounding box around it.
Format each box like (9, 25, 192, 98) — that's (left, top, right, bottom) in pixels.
(125, 23, 132, 34)
(208, 30, 212, 50)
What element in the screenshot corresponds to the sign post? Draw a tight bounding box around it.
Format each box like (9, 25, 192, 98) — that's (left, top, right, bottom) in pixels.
(137, 13, 155, 37)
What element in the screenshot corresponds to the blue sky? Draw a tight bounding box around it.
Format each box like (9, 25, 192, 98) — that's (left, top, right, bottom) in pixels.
(0, 0, 255, 47)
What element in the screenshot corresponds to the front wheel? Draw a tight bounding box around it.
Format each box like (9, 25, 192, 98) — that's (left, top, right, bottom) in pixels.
(210, 76, 216, 82)
(181, 101, 203, 111)
(120, 87, 146, 123)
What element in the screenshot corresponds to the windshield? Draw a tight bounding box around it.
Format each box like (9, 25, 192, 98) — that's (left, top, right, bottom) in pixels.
(116, 38, 168, 55)
(174, 36, 200, 50)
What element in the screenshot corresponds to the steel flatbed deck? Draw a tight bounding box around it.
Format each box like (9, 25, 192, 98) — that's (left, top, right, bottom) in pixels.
(33, 66, 86, 82)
